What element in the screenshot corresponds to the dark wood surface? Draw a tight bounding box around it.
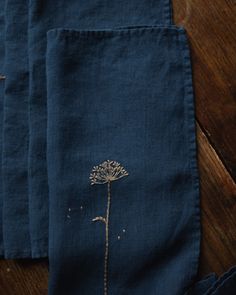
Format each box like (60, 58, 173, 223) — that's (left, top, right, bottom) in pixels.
(0, 0, 236, 294)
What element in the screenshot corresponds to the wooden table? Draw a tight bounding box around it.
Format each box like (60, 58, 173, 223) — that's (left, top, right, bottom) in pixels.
(0, 0, 236, 293)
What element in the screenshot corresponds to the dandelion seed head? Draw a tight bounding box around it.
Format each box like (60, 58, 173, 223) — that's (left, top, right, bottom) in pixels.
(89, 160, 128, 185)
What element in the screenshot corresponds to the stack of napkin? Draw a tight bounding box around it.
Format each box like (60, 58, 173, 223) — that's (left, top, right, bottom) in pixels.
(0, 0, 235, 294)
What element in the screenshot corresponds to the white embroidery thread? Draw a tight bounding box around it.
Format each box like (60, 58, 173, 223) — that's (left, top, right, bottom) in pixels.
(90, 160, 128, 295)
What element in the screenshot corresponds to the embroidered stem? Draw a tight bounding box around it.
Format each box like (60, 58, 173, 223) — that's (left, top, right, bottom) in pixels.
(90, 160, 128, 295)
(104, 180, 111, 295)
(92, 216, 106, 223)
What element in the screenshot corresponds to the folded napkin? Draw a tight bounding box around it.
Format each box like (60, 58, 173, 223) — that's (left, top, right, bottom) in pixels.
(28, 0, 173, 259)
(46, 26, 200, 295)
(2, 0, 31, 258)
(0, 0, 5, 257)
(46, 26, 236, 295)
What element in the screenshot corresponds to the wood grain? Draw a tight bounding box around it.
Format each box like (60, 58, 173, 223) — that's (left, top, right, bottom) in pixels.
(0, 0, 235, 293)
(197, 124, 236, 276)
(0, 259, 48, 295)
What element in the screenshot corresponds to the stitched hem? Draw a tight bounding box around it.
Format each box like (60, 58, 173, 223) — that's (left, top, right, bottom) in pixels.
(4, 249, 32, 259)
(31, 246, 48, 258)
(164, 0, 173, 25)
(47, 25, 185, 40)
(3, 250, 48, 259)
(32, 251, 48, 259)
(179, 29, 201, 294)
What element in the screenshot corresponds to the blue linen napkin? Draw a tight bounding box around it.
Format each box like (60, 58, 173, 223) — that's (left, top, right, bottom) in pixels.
(2, 0, 31, 258)
(0, 0, 5, 258)
(46, 25, 236, 295)
(46, 26, 201, 295)
(28, 0, 173, 260)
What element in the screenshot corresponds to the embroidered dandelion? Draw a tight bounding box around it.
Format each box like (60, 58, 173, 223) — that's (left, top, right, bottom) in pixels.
(90, 160, 128, 185)
(90, 160, 128, 295)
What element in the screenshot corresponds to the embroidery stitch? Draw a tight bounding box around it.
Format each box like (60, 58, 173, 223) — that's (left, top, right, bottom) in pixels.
(90, 160, 128, 295)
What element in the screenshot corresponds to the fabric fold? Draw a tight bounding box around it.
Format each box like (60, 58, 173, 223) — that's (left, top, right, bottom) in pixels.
(185, 274, 218, 295)
(186, 266, 236, 295)
(46, 26, 200, 295)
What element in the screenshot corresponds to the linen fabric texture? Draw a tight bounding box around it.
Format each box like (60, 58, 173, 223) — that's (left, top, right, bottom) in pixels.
(28, 0, 172, 259)
(0, 0, 5, 257)
(2, 0, 31, 259)
(46, 26, 236, 295)
(46, 26, 200, 295)
(0, 0, 236, 294)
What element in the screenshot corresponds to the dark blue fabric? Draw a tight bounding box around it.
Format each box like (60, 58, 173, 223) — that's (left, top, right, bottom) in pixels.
(186, 267, 236, 295)
(185, 274, 218, 295)
(0, 0, 235, 294)
(205, 266, 236, 295)
(46, 26, 236, 294)
(28, 0, 173, 260)
(46, 26, 200, 295)
(0, 0, 5, 258)
(2, 0, 31, 258)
